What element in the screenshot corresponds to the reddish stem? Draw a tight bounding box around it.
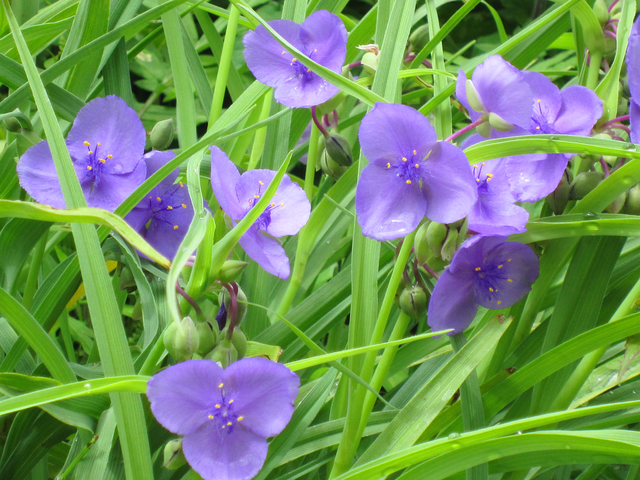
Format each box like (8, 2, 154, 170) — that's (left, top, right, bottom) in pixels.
(422, 263, 441, 280)
(311, 106, 329, 138)
(445, 116, 487, 143)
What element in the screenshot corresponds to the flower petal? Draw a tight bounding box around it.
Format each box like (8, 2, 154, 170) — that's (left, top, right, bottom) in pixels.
(427, 267, 478, 335)
(142, 150, 179, 191)
(472, 55, 532, 129)
(239, 226, 291, 279)
(358, 103, 436, 164)
(66, 96, 145, 175)
(144, 200, 194, 260)
(222, 357, 299, 438)
(77, 158, 146, 211)
(522, 71, 561, 129)
(274, 72, 340, 108)
(16, 140, 66, 209)
(420, 142, 478, 224)
(210, 146, 244, 220)
(553, 85, 602, 136)
(631, 99, 640, 144)
(355, 164, 426, 241)
(182, 422, 268, 480)
(627, 20, 640, 99)
(235, 169, 276, 211)
(147, 360, 223, 435)
(266, 178, 310, 237)
(299, 10, 347, 72)
(505, 153, 568, 202)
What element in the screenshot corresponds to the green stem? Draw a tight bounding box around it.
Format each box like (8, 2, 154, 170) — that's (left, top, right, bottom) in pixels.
(22, 231, 47, 310)
(138, 335, 166, 376)
(247, 91, 273, 170)
(56, 435, 98, 480)
(451, 333, 488, 480)
(305, 121, 321, 200)
(58, 313, 77, 363)
(356, 311, 411, 438)
(329, 230, 416, 478)
(586, 51, 603, 91)
(208, 5, 240, 127)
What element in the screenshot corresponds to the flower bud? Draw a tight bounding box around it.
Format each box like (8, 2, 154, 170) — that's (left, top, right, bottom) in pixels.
(488, 112, 514, 132)
(546, 169, 572, 215)
(569, 171, 604, 200)
(398, 285, 428, 318)
(230, 328, 247, 359)
(362, 51, 379, 75)
(426, 221, 448, 259)
(449, 217, 469, 245)
(217, 260, 248, 284)
(205, 339, 237, 368)
(323, 133, 353, 167)
(319, 149, 348, 179)
(624, 184, 640, 215)
(195, 320, 216, 356)
(3, 116, 22, 133)
(163, 317, 199, 363)
(163, 439, 186, 470)
(440, 228, 458, 262)
(150, 118, 175, 151)
(606, 191, 627, 213)
(409, 24, 430, 53)
(219, 285, 248, 327)
(593, 0, 609, 26)
(414, 221, 431, 265)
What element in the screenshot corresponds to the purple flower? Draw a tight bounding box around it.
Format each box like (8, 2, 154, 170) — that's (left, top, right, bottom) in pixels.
(456, 55, 533, 136)
(17, 96, 146, 211)
(355, 103, 477, 241)
(626, 16, 640, 142)
(209, 146, 311, 279)
(467, 160, 529, 235)
(427, 235, 539, 335)
(124, 151, 195, 261)
(243, 10, 347, 108)
(147, 358, 299, 480)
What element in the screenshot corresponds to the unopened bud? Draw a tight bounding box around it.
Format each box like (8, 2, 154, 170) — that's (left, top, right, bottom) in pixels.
(569, 171, 604, 200)
(409, 24, 430, 53)
(593, 0, 609, 26)
(440, 229, 458, 262)
(546, 170, 572, 215)
(150, 118, 175, 151)
(606, 191, 627, 213)
(164, 317, 199, 363)
(163, 439, 186, 470)
(205, 340, 237, 368)
(426, 221, 448, 258)
(3, 116, 22, 133)
(219, 286, 248, 327)
(324, 133, 352, 167)
(362, 51, 379, 75)
(320, 149, 347, 179)
(624, 184, 640, 215)
(230, 328, 247, 359)
(217, 260, 248, 284)
(195, 320, 216, 356)
(414, 221, 431, 265)
(465, 80, 486, 113)
(398, 285, 428, 318)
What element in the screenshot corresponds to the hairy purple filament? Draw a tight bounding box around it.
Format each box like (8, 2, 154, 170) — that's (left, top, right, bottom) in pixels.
(206, 383, 244, 434)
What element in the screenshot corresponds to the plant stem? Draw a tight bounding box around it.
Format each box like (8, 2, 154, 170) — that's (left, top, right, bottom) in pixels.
(445, 116, 487, 143)
(305, 116, 322, 200)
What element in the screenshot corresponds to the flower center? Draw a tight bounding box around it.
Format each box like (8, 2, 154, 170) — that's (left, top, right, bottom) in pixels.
(385, 149, 423, 185)
(81, 141, 114, 189)
(206, 382, 244, 434)
(147, 182, 188, 232)
(283, 48, 319, 79)
(473, 162, 494, 196)
(474, 258, 513, 306)
(531, 99, 558, 135)
(246, 180, 285, 229)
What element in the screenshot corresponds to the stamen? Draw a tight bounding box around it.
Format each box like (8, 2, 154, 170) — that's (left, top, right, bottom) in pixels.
(536, 126, 541, 130)
(87, 166, 92, 170)
(226, 422, 232, 426)
(218, 383, 224, 388)
(402, 157, 407, 162)
(497, 264, 503, 268)
(307, 68, 311, 73)
(259, 181, 264, 185)
(237, 416, 244, 421)
(180, 182, 184, 187)
(475, 267, 481, 271)
(99, 158, 105, 164)
(228, 399, 234, 404)
(537, 99, 541, 103)
(489, 287, 494, 292)
(107, 154, 113, 159)
(507, 258, 512, 262)
(497, 300, 502, 305)
(271, 203, 275, 207)
(167, 206, 173, 210)
(157, 197, 162, 202)
(182, 204, 187, 208)
(413, 149, 417, 155)
(292, 58, 297, 63)
(387, 163, 391, 168)
(88, 151, 93, 155)
(507, 279, 513, 282)
(215, 404, 221, 409)
(97, 142, 101, 146)
(281, 50, 286, 55)
(173, 225, 178, 230)
(208, 414, 214, 419)
(314, 49, 317, 53)
(83, 141, 90, 146)
(280, 203, 284, 207)
(415, 164, 419, 168)
(406, 180, 412, 184)
(254, 195, 260, 199)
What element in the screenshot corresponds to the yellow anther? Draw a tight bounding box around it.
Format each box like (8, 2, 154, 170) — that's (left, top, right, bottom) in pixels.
(498, 264, 503, 269)
(406, 180, 412, 184)
(97, 142, 101, 146)
(473, 165, 478, 169)
(88, 151, 93, 155)
(157, 197, 162, 202)
(536, 126, 540, 130)
(507, 258, 512, 262)
(83, 141, 90, 146)
(180, 182, 184, 187)
(475, 267, 481, 271)
(149, 196, 152, 200)
(254, 195, 260, 199)
(229, 399, 234, 404)
(292, 57, 297, 62)
(507, 279, 513, 282)
(537, 99, 541, 103)
(215, 404, 221, 409)
(182, 204, 187, 208)
(107, 154, 113, 159)
(482, 162, 486, 166)
(415, 164, 419, 168)
(208, 414, 214, 419)
(281, 50, 286, 55)
(99, 158, 105, 164)
(476, 179, 480, 182)
(489, 287, 494, 292)
(486, 174, 493, 178)
(237, 416, 244, 421)
(218, 383, 224, 388)
(314, 49, 317, 53)
(173, 225, 178, 230)
(280, 203, 284, 207)
(227, 422, 232, 426)
(402, 157, 407, 162)
(307, 68, 311, 73)
(413, 149, 417, 155)
(87, 166, 92, 170)
(497, 300, 502, 305)
(271, 203, 276, 207)
(387, 163, 391, 168)
(259, 181, 264, 185)
(167, 206, 173, 210)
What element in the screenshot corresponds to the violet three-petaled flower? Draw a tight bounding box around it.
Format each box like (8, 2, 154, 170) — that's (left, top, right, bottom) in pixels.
(210, 146, 311, 279)
(243, 10, 347, 108)
(17, 95, 146, 211)
(626, 16, 640, 142)
(124, 151, 195, 261)
(355, 103, 477, 241)
(427, 235, 539, 335)
(147, 358, 300, 480)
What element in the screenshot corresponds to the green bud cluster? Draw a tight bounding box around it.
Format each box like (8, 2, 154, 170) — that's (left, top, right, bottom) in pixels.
(418, 218, 469, 262)
(546, 169, 572, 215)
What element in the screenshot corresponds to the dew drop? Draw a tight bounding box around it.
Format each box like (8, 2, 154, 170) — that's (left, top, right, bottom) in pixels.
(549, 136, 559, 141)
(633, 390, 637, 394)
(624, 143, 637, 152)
(517, 431, 523, 435)
(583, 212, 600, 220)
(448, 432, 461, 439)
(597, 378, 602, 381)
(84, 383, 91, 388)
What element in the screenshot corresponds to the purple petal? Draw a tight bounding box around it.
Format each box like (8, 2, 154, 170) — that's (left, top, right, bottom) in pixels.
(124, 205, 152, 234)
(506, 153, 568, 202)
(627, 20, 640, 99)
(239, 226, 291, 278)
(222, 357, 299, 438)
(427, 267, 478, 335)
(274, 73, 340, 108)
(358, 103, 436, 165)
(522, 71, 561, 130)
(16, 140, 66, 209)
(553, 86, 602, 136)
(471, 55, 532, 129)
(263, 176, 310, 237)
(420, 142, 478, 224)
(299, 10, 347, 72)
(210, 146, 244, 220)
(182, 422, 268, 480)
(144, 200, 194, 260)
(235, 169, 276, 212)
(66, 96, 145, 175)
(143, 150, 179, 190)
(473, 240, 539, 309)
(147, 360, 223, 435)
(242, 20, 304, 89)
(355, 164, 426, 241)
(631, 99, 640, 144)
